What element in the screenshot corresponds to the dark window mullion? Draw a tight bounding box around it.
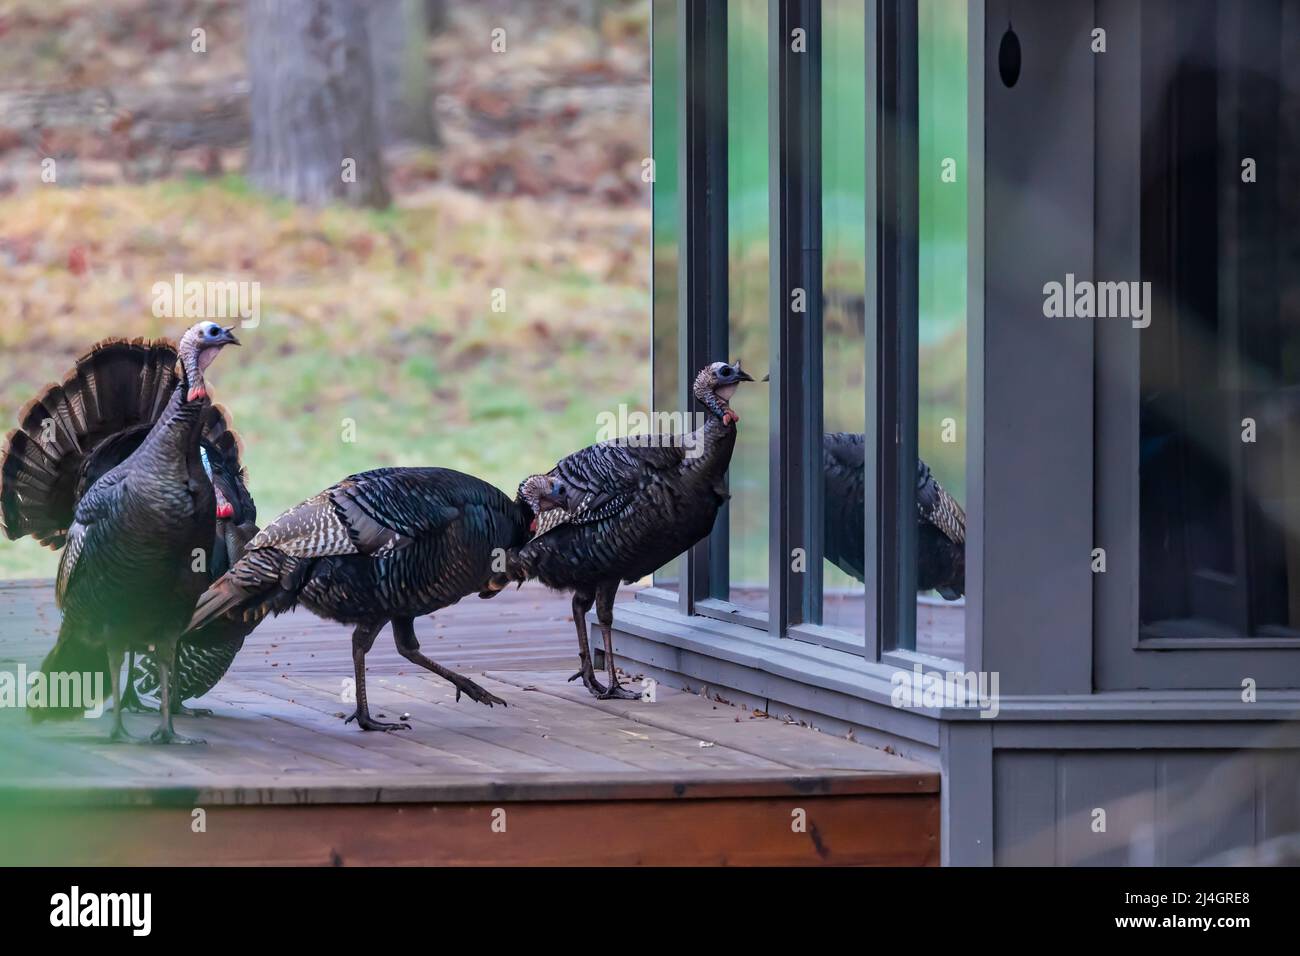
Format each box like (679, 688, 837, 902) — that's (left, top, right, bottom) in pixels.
(862, 0, 881, 656)
(676, 0, 729, 614)
(768, 0, 823, 635)
(876, 0, 919, 652)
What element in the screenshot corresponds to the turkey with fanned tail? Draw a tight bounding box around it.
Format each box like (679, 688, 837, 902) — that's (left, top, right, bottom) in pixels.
(0, 322, 241, 742)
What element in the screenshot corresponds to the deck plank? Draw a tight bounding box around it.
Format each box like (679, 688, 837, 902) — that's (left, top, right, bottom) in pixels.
(488, 670, 919, 773)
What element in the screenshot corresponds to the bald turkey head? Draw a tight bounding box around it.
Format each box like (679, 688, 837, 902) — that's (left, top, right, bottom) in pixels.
(178, 321, 240, 402)
(693, 361, 755, 425)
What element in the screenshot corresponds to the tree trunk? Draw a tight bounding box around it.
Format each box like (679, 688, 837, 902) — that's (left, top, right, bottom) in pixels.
(246, 0, 390, 208)
(425, 0, 448, 35)
(367, 0, 442, 147)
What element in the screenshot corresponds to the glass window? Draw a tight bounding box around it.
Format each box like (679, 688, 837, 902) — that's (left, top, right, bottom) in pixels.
(651, 0, 681, 593)
(725, 0, 771, 612)
(1138, 0, 1300, 642)
(909, 0, 967, 658)
(820, 0, 869, 637)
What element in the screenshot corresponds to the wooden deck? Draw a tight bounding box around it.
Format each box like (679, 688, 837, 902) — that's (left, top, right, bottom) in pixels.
(0, 580, 939, 866)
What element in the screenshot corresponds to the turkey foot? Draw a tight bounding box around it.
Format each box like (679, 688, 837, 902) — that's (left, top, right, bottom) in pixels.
(596, 622, 641, 701)
(569, 659, 609, 697)
(148, 727, 206, 745)
(344, 709, 411, 732)
(447, 674, 507, 708)
(109, 722, 143, 743)
(390, 619, 506, 708)
(597, 680, 642, 701)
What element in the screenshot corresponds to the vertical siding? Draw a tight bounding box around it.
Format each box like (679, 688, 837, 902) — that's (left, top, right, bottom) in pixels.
(994, 749, 1300, 865)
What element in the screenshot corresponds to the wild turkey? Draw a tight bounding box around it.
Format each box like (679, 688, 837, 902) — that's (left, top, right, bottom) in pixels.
(0, 321, 241, 742)
(185, 467, 537, 731)
(822, 432, 966, 599)
(491, 361, 755, 699)
(2, 334, 258, 717)
(127, 441, 261, 713)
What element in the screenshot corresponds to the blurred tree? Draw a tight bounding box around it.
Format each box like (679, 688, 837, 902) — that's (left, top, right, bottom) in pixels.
(425, 0, 449, 35)
(247, 0, 390, 208)
(368, 0, 442, 147)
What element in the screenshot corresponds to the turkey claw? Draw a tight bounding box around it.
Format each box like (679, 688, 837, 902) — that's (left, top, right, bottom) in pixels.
(451, 678, 507, 708)
(109, 723, 143, 743)
(345, 710, 410, 732)
(573, 667, 609, 697)
(597, 682, 643, 701)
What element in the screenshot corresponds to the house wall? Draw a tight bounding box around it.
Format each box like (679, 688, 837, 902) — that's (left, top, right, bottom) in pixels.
(627, 0, 1300, 866)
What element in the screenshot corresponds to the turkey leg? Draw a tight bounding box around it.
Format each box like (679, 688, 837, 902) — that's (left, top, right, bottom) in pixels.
(106, 645, 140, 743)
(567, 589, 608, 696)
(113, 651, 213, 717)
(392, 617, 507, 708)
(594, 582, 640, 701)
(149, 639, 204, 745)
(344, 620, 410, 731)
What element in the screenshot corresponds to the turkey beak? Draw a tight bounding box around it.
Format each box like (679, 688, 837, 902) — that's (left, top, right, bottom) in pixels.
(221, 326, 241, 347)
(736, 369, 755, 383)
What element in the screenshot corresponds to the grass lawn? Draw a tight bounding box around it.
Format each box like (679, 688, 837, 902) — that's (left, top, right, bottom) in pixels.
(0, 175, 651, 578)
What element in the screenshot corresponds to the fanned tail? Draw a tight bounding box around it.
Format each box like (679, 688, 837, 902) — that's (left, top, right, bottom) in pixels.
(1, 337, 179, 549)
(3, 336, 259, 706)
(0, 339, 250, 550)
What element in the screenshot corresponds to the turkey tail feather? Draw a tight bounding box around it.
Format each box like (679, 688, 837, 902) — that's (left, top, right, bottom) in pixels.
(186, 575, 260, 633)
(1, 339, 250, 551)
(186, 550, 302, 634)
(1, 337, 179, 548)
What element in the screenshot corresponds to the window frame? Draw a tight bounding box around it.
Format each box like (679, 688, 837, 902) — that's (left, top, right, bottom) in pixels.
(646, 0, 967, 671)
(1093, 0, 1300, 690)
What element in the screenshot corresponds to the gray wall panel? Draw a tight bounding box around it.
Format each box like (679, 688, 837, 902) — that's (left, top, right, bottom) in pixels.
(1154, 752, 1258, 865)
(992, 752, 1057, 866)
(1256, 752, 1300, 841)
(979, 0, 1095, 694)
(993, 748, 1300, 865)
(1057, 753, 1158, 866)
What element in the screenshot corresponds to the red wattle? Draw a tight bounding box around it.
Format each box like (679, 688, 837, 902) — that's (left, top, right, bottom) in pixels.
(529, 518, 538, 532)
(216, 502, 234, 519)
(187, 386, 207, 402)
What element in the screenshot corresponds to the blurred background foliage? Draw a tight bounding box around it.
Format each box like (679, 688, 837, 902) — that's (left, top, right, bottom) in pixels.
(0, 0, 652, 578)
